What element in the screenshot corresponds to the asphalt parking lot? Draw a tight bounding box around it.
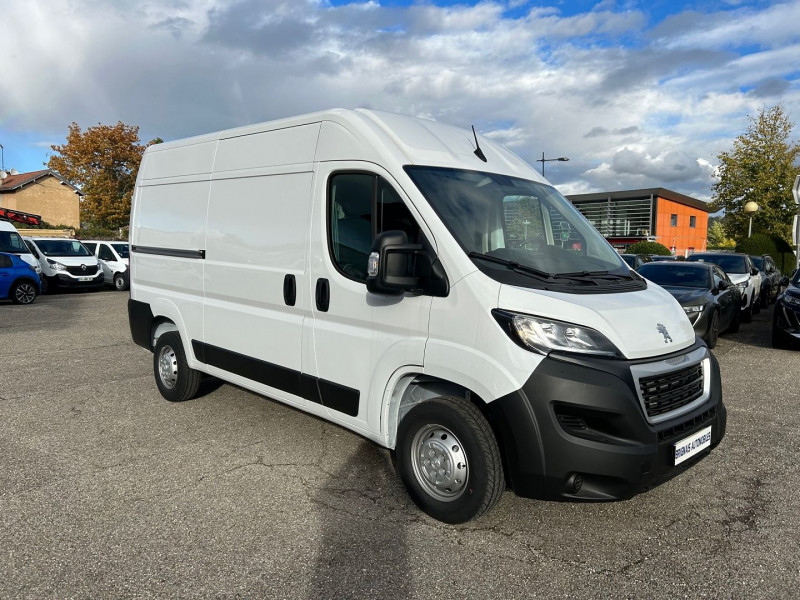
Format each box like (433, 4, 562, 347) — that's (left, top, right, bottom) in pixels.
(1, 290, 799, 599)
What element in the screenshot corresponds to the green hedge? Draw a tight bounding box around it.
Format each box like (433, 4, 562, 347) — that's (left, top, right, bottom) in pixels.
(735, 233, 797, 274)
(626, 241, 673, 255)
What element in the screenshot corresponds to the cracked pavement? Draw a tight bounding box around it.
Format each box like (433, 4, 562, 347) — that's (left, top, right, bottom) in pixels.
(1, 290, 798, 598)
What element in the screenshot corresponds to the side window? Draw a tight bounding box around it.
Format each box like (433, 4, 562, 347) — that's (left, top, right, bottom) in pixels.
(328, 172, 420, 282)
(98, 244, 115, 261)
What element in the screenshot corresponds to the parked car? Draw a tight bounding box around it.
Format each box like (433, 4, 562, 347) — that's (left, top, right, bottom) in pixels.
(685, 252, 761, 322)
(82, 240, 130, 291)
(772, 269, 800, 349)
(649, 254, 679, 262)
(637, 261, 740, 349)
(23, 237, 104, 291)
(749, 254, 782, 308)
(620, 253, 652, 268)
(0, 251, 41, 304)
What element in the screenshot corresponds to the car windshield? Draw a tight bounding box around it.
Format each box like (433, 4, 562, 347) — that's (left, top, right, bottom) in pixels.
(35, 239, 91, 257)
(638, 264, 711, 288)
(0, 231, 28, 254)
(750, 256, 764, 270)
(405, 167, 634, 291)
(687, 254, 747, 274)
(111, 243, 130, 258)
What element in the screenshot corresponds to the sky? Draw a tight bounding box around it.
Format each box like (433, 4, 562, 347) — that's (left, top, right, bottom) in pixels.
(1, 0, 798, 201)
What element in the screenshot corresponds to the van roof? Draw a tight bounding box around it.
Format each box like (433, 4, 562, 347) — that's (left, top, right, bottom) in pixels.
(141, 109, 543, 183)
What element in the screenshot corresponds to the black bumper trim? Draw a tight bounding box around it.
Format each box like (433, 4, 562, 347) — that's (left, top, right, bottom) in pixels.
(487, 339, 725, 501)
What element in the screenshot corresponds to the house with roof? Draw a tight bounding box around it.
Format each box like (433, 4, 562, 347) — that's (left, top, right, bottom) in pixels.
(566, 188, 712, 256)
(0, 169, 83, 228)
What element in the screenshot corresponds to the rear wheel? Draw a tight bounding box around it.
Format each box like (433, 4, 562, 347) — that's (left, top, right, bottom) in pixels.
(727, 307, 740, 334)
(153, 331, 201, 402)
(11, 280, 38, 305)
(395, 396, 504, 524)
(742, 298, 753, 323)
(704, 310, 719, 349)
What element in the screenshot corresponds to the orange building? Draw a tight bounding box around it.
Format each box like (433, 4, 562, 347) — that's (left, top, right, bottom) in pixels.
(566, 188, 711, 257)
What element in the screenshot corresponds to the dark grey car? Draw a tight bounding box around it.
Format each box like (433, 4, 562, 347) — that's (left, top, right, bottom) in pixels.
(637, 262, 741, 349)
(750, 254, 782, 307)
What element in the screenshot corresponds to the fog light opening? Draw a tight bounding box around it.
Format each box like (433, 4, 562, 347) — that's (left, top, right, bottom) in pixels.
(565, 473, 583, 494)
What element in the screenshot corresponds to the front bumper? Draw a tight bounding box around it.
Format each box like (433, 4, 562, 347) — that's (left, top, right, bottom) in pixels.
(487, 339, 725, 501)
(52, 271, 105, 288)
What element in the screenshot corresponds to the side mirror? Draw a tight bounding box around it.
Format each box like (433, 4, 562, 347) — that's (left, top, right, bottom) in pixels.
(716, 280, 729, 291)
(366, 231, 422, 296)
(751, 267, 759, 276)
(779, 276, 790, 287)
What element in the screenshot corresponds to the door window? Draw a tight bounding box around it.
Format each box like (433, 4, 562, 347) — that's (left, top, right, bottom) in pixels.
(98, 244, 115, 261)
(328, 172, 420, 282)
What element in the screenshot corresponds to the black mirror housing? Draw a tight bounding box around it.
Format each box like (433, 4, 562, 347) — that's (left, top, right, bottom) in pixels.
(366, 231, 422, 296)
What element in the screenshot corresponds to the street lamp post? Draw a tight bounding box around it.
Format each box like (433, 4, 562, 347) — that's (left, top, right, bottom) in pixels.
(536, 152, 569, 177)
(744, 201, 759, 237)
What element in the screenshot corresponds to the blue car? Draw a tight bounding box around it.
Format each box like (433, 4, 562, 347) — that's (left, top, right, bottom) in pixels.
(0, 251, 41, 304)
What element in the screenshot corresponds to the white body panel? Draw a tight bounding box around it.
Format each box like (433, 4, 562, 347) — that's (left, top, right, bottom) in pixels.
(130, 108, 698, 448)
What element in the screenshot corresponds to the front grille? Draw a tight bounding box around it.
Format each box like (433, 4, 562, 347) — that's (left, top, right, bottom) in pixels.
(638, 363, 704, 419)
(658, 407, 716, 442)
(65, 264, 99, 276)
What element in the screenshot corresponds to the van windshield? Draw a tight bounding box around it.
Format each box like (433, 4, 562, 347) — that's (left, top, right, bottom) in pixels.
(0, 231, 28, 254)
(34, 239, 92, 257)
(404, 166, 642, 292)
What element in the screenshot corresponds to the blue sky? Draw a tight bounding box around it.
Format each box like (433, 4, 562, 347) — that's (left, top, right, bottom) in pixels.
(1, 0, 798, 200)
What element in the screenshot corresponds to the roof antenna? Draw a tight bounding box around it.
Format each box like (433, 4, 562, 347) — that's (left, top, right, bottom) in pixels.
(472, 126, 487, 162)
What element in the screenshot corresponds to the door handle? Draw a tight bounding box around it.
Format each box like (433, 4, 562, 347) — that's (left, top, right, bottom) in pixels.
(315, 278, 330, 312)
(283, 274, 296, 306)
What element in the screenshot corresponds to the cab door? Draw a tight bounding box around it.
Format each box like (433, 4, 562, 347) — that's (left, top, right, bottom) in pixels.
(305, 164, 433, 435)
(97, 243, 118, 284)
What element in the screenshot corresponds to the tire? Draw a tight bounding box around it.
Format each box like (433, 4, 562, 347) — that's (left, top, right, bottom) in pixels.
(742, 300, 753, 323)
(10, 280, 38, 305)
(752, 292, 761, 315)
(727, 307, 740, 334)
(40, 277, 48, 295)
(153, 331, 201, 402)
(113, 272, 129, 291)
(704, 310, 719, 349)
(395, 396, 504, 524)
(761, 286, 770, 308)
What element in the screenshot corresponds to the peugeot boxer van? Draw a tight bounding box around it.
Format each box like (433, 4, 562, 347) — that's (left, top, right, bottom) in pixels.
(128, 109, 725, 523)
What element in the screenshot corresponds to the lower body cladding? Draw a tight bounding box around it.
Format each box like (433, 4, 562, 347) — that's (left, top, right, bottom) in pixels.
(487, 340, 725, 501)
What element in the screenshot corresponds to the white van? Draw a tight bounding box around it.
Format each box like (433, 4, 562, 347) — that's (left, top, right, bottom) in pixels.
(82, 240, 130, 291)
(129, 109, 725, 523)
(0, 220, 41, 275)
(24, 237, 104, 291)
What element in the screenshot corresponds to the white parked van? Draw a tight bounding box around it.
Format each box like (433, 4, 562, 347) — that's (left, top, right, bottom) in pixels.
(0, 220, 41, 275)
(82, 240, 130, 291)
(129, 109, 725, 523)
(24, 237, 104, 291)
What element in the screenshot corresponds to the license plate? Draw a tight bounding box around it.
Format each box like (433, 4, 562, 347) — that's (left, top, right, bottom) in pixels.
(78, 276, 93, 282)
(674, 426, 712, 465)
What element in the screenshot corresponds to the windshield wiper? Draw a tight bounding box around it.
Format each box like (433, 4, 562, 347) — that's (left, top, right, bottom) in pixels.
(468, 252, 552, 280)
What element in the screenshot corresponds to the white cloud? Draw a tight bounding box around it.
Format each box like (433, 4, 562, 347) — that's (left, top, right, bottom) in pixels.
(0, 0, 797, 200)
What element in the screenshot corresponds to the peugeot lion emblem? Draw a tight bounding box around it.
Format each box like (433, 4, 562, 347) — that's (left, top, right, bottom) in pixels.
(657, 323, 672, 344)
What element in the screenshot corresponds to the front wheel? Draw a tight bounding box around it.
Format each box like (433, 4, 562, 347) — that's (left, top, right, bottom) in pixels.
(704, 310, 719, 349)
(114, 272, 129, 291)
(153, 331, 201, 402)
(395, 397, 504, 524)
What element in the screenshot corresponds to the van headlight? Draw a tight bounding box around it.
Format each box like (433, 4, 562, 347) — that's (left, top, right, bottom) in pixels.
(46, 258, 67, 271)
(492, 309, 622, 358)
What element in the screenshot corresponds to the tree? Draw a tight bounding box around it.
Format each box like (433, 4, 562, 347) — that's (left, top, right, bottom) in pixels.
(710, 105, 800, 242)
(48, 122, 161, 229)
(706, 220, 736, 249)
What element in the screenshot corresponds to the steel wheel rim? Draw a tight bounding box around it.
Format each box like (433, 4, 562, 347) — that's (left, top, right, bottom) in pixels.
(158, 345, 178, 389)
(16, 283, 36, 304)
(410, 424, 468, 502)
(115, 275, 125, 290)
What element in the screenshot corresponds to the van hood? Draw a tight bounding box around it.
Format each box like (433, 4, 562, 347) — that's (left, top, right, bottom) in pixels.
(497, 283, 696, 360)
(47, 256, 99, 267)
